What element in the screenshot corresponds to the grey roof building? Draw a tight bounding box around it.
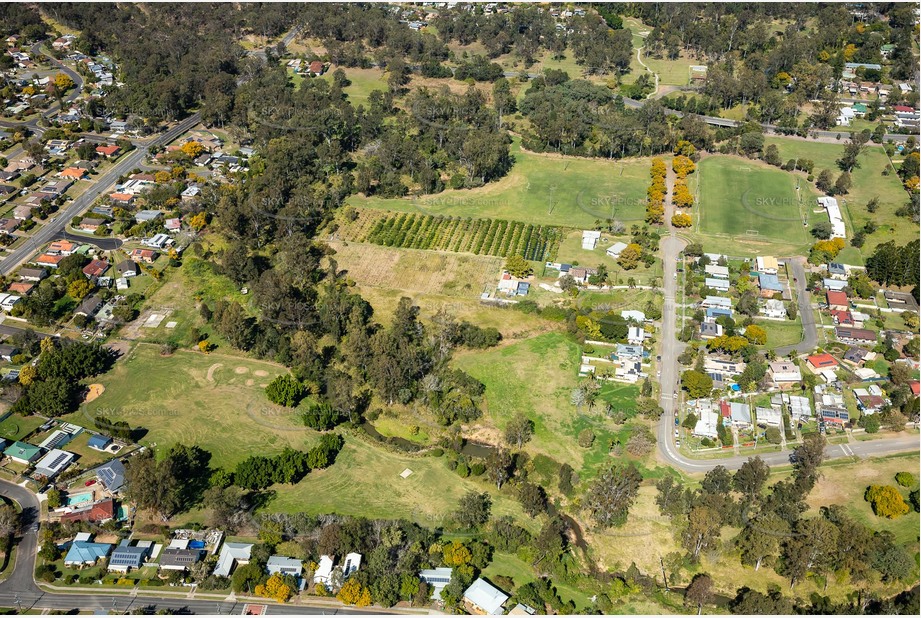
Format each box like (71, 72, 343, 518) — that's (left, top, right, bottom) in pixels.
(96, 459, 126, 492)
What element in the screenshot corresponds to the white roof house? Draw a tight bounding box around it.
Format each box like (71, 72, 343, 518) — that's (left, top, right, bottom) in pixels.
(823, 278, 848, 291)
(267, 556, 303, 577)
(755, 406, 782, 427)
(213, 542, 252, 577)
(701, 296, 732, 309)
(419, 567, 452, 600)
(705, 277, 730, 292)
(693, 408, 719, 439)
(581, 230, 601, 250)
(342, 552, 362, 578)
(34, 449, 76, 479)
(756, 256, 778, 274)
(627, 326, 646, 345)
(817, 196, 846, 239)
(621, 309, 645, 322)
(761, 299, 787, 319)
(788, 395, 811, 420)
(729, 402, 752, 427)
(464, 578, 509, 615)
(837, 106, 856, 126)
(769, 361, 802, 384)
(606, 241, 627, 258)
(312, 555, 334, 584)
(704, 264, 729, 279)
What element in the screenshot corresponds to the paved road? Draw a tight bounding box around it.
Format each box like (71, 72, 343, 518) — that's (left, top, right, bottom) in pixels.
(776, 258, 817, 356)
(50, 229, 123, 250)
(0, 323, 54, 339)
(0, 113, 200, 276)
(0, 480, 394, 615)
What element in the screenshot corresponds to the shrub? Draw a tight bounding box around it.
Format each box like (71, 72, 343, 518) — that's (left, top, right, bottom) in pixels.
(577, 428, 595, 448)
(865, 485, 910, 518)
(895, 472, 916, 488)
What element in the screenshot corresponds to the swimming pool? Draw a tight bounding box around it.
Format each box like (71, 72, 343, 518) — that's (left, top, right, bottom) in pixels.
(66, 492, 93, 505)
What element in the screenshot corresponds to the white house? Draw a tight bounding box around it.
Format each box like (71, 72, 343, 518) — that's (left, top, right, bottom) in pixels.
(705, 277, 730, 292)
(755, 256, 778, 274)
(769, 361, 802, 386)
(788, 395, 812, 421)
(693, 408, 719, 439)
(267, 555, 303, 578)
(755, 406, 782, 427)
(627, 326, 646, 345)
(728, 402, 752, 428)
(581, 230, 601, 250)
(606, 241, 627, 258)
(312, 555, 334, 584)
(621, 309, 645, 322)
(701, 296, 732, 310)
(342, 552, 362, 578)
(419, 568, 453, 600)
(837, 106, 856, 126)
(761, 299, 787, 319)
(213, 542, 252, 578)
(704, 264, 729, 279)
(463, 578, 509, 615)
(817, 196, 846, 239)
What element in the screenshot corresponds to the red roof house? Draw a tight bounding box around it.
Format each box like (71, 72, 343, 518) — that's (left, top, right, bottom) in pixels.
(909, 381, 920, 396)
(807, 353, 839, 370)
(59, 498, 115, 523)
(82, 259, 109, 279)
(826, 290, 849, 311)
(96, 144, 121, 158)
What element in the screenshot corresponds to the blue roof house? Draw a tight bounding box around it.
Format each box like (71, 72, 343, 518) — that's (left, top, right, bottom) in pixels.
(87, 434, 112, 451)
(64, 540, 113, 566)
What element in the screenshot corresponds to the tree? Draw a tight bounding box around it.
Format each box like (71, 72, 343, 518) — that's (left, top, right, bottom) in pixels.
(810, 221, 833, 240)
(736, 513, 788, 571)
(264, 374, 305, 407)
(833, 171, 851, 195)
(682, 505, 721, 559)
(583, 464, 642, 528)
(46, 488, 63, 509)
(733, 457, 769, 508)
(455, 491, 491, 529)
(681, 370, 713, 398)
(53, 72, 74, 91)
(181, 141, 205, 159)
(0, 504, 20, 539)
(781, 517, 839, 587)
(255, 573, 293, 603)
(486, 448, 512, 490)
(617, 243, 643, 270)
(744, 325, 767, 345)
(816, 169, 834, 193)
(517, 482, 547, 517)
(671, 212, 692, 228)
(864, 485, 910, 518)
(895, 472, 916, 488)
(685, 573, 714, 614)
(503, 414, 533, 449)
(505, 255, 531, 278)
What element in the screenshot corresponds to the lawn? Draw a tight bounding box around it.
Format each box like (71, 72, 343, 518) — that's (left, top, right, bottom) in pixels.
(320, 66, 388, 107)
(347, 138, 652, 229)
(63, 343, 302, 470)
(551, 230, 663, 287)
(753, 318, 804, 350)
(695, 155, 814, 255)
(0, 413, 45, 442)
(623, 18, 694, 88)
(763, 137, 913, 258)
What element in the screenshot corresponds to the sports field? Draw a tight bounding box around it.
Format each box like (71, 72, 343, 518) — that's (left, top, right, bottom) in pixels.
(696, 156, 814, 252)
(348, 139, 652, 229)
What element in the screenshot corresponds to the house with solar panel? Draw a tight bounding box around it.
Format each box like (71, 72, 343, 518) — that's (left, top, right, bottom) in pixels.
(419, 567, 452, 600)
(341, 552, 362, 578)
(96, 459, 126, 493)
(108, 540, 152, 572)
(34, 449, 76, 479)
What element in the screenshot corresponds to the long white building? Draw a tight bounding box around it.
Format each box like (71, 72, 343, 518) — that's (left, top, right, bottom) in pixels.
(817, 196, 846, 239)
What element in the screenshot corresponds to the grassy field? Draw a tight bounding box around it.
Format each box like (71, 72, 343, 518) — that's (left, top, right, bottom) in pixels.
(453, 332, 645, 480)
(347, 139, 652, 229)
(552, 229, 663, 286)
(0, 413, 45, 443)
(322, 67, 388, 107)
(64, 343, 302, 470)
(763, 137, 912, 258)
(694, 155, 817, 256)
(327, 240, 503, 298)
(753, 318, 804, 350)
(261, 438, 530, 526)
(623, 18, 694, 87)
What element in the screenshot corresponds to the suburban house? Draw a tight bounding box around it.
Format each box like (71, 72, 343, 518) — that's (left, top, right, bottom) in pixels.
(761, 299, 786, 319)
(627, 326, 646, 345)
(35, 253, 64, 268)
(701, 296, 732, 310)
(75, 294, 104, 318)
(0, 293, 21, 312)
(419, 568, 453, 600)
(704, 264, 729, 279)
(830, 309, 855, 326)
(463, 578, 509, 615)
(621, 309, 645, 322)
(108, 540, 152, 572)
(728, 401, 752, 427)
(883, 290, 919, 311)
(213, 542, 253, 577)
(788, 395, 811, 421)
(769, 361, 802, 387)
(606, 242, 627, 259)
(18, 267, 47, 282)
(308, 60, 325, 76)
(755, 256, 778, 274)
(96, 459, 126, 492)
(758, 273, 783, 298)
(48, 240, 76, 255)
(109, 192, 135, 205)
(129, 248, 158, 263)
(755, 406, 782, 427)
(843, 347, 870, 366)
(0, 218, 20, 235)
(835, 327, 876, 345)
(342, 552, 362, 577)
(581, 230, 601, 250)
(58, 167, 87, 181)
(159, 548, 203, 571)
(703, 357, 745, 384)
(826, 290, 849, 311)
(95, 144, 120, 158)
(34, 449, 76, 479)
(854, 387, 886, 414)
(817, 196, 847, 238)
(826, 262, 847, 280)
(823, 278, 848, 291)
(82, 259, 109, 280)
(267, 555, 303, 578)
(692, 405, 719, 439)
(117, 260, 140, 277)
(699, 321, 723, 340)
(312, 555, 334, 584)
(705, 277, 729, 292)
(60, 498, 116, 524)
(807, 353, 839, 371)
(0, 344, 21, 362)
(79, 217, 106, 232)
(64, 535, 113, 567)
(3, 441, 42, 464)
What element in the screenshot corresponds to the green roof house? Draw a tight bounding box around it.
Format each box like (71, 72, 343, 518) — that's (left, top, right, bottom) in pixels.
(852, 103, 868, 115)
(4, 441, 42, 464)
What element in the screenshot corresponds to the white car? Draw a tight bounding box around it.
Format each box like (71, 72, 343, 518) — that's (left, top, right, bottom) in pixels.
(674, 429, 679, 438)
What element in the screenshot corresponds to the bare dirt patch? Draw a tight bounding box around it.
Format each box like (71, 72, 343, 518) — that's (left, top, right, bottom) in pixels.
(253, 370, 269, 377)
(206, 363, 223, 383)
(234, 366, 249, 374)
(84, 384, 105, 403)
